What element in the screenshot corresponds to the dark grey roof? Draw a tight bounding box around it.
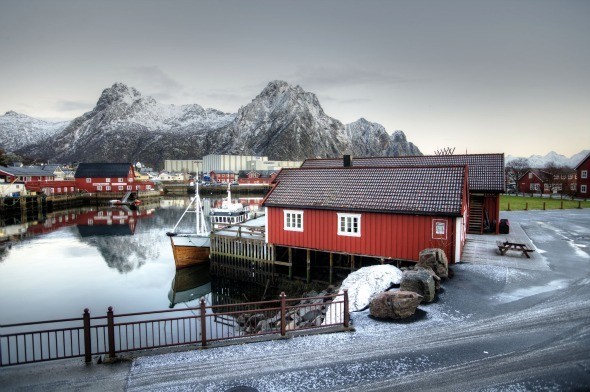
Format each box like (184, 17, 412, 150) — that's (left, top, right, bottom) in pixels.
(74, 163, 132, 178)
(264, 166, 467, 216)
(0, 165, 55, 177)
(301, 154, 505, 192)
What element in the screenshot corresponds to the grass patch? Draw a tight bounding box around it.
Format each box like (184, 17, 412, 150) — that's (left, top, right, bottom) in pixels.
(501, 195, 590, 211)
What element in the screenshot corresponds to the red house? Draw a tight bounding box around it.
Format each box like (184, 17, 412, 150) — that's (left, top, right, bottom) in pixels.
(575, 152, 590, 198)
(209, 170, 236, 183)
(518, 168, 577, 195)
(302, 154, 505, 234)
(0, 165, 76, 195)
(237, 170, 278, 185)
(263, 165, 469, 264)
(74, 163, 154, 193)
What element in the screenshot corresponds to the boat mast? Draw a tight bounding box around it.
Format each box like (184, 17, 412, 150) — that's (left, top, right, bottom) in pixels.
(194, 181, 208, 236)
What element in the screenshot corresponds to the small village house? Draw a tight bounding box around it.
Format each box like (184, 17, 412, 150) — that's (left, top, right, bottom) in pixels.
(575, 152, 590, 198)
(0, 165, 76, 195)
(74, 163, 154, 193)
(263, 165, 469, 264)
(210, 170, 236, 183)
(517, 168, 577, 196)
(237, 170, 278, 185)
(302, 154, 505, 234)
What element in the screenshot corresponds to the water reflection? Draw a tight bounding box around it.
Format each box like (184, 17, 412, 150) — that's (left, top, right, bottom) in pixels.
(168, 263, 211, 308)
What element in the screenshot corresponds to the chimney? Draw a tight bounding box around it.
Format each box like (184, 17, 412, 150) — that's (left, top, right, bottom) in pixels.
(343, 155, 352, 167)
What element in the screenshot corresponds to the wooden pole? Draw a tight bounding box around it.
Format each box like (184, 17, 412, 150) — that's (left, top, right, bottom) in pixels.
(288, 248, 293, 279)
(329, 253, 333, 285)
(306, 249, 311, 283)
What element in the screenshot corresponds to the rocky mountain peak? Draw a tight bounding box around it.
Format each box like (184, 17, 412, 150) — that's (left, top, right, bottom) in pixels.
(96, 82, 144, 110)
(392, 130, 408, 142)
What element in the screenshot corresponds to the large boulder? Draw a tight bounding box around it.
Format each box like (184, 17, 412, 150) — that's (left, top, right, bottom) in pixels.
(340, 264, 404, 312)
(370, 290, 423, 319)
(400, 270, 436, 303)
(418, 248, 449, 279)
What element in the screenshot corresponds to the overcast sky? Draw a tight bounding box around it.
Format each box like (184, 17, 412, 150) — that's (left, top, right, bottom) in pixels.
(1, 0, 588, 157)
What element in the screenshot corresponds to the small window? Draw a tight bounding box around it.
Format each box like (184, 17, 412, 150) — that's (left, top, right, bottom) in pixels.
(118, 186, 123, 190)
(106, 178, 111, 183)
(432, 219, 447, 240)
(97, 185, 102, 191)
(337, 213, 361, 237)
(118, 178, 124, 182)
(86, 178, 91, 183)
(284, 210, 303, 232)
(106, 186, 111, 191)
(582, 185, 588, 194)
(571, 184, 577, 191)
(582, 170, 588, 179)
(528, 173, 533, 179)
(127, 186, 132, 190)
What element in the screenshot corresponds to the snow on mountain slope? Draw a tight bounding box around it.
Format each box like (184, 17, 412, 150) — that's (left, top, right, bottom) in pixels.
(11, 81, 422, 167)
(0, 111, 69, 152)
(506, 150, 590, 168)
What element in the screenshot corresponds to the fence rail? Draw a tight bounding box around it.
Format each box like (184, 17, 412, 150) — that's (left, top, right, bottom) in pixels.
(0, 291, 349, 367)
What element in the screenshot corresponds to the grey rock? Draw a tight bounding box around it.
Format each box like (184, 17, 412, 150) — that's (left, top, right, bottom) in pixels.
(369, 290, 423, 319)
(418, 248, 449, 279)
(400, 270, 436, 303)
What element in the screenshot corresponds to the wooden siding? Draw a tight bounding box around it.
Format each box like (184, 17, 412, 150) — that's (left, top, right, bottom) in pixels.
(267, 208, 457, 263)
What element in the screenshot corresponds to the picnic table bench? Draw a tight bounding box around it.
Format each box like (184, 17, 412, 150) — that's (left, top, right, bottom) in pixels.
(496, 238, 535, 258)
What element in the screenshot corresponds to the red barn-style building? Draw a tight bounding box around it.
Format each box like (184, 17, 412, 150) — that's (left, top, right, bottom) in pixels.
(302, 154, 505, 234)
(575, 152, 590, 198)
(74, 163, 154, 193)
(263, 165, 469, 264)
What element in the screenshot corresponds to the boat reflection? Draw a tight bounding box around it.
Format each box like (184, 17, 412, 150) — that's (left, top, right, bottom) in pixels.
(168, 263, 211, 308)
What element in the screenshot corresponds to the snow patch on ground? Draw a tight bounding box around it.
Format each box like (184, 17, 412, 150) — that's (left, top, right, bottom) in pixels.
(339, 264, 403, 311)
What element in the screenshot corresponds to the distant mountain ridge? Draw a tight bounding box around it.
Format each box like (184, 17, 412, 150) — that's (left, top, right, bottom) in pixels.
(0, 111, 69, 152)
(506, 150, 589, 168)
(2, 81, 421, 167)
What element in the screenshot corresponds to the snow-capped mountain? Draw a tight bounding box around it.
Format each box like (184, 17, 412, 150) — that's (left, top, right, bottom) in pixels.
(0, 111, 69, 152)
(12, 81, 421, 167)
(506, 150, 590, 168)
(344, 118, 421, 157)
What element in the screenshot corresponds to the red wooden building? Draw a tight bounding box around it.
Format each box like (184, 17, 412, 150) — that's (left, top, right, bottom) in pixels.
(263, 165, 469, 264)
(237, 170, 278, 185)
(209, 170, 236, 183)
(302, 154, 505, 234)
(74, 163, 154, 193)
(517, 168, 577, 195)
(575, 152, 590, 198)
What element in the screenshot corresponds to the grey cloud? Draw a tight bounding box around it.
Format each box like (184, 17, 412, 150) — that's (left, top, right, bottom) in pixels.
(118, 66, 184, 102)
(55, 100, 93, 111)
(288, 66, 412, 90)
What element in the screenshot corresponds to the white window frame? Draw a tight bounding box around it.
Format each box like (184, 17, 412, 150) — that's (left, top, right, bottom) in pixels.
(106, 178, 111, 183)
(337, 213, 361, 237)
(86, 178, 91, 183)
(118, 178, 124, 183)
(582, 185, 587, 194)
(582, 170, 588, 179)
(118, 186, 124, 191)
(284, 210, 303, 232)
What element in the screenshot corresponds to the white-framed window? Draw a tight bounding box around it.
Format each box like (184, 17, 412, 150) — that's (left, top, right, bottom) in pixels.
(284, 210, 303, 232)
(337, 213, 361, 237)
(582, 185, 588, 194)
(571, 183, 577, 191)
(544, 183, 549, 190)
(528, 172, 533, 179)
(106, 178, 111, 183)
(118, 186, 123, 190)
(126, 186, 132, 190)
(128, 178, 134, 183)
(86, 178, 91, 183)
(582, 170, 588, 179)
(97, 185, 102, 191)
(118, 178, 124, 182)
(106, 186, 111, 191)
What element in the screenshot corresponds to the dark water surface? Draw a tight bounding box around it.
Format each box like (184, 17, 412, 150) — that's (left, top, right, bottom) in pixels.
(0, 195, 272, 325)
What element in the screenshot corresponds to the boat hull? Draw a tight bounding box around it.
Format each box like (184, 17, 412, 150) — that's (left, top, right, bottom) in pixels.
(169, 236, 210, 269)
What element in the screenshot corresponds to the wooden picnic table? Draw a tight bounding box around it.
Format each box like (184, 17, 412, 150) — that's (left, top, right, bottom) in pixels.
(496, 238, 535, 258)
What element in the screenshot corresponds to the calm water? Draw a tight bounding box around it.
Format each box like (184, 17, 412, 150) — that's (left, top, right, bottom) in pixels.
(0, 195, 269, 325)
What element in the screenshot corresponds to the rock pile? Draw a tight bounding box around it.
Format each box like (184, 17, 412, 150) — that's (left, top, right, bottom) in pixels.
(236, 289, 336, 334)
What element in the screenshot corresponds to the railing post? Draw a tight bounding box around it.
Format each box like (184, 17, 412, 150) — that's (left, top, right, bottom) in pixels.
(280, 292, 286, 337)
(200, 298, 207, 347)
(107, 307, 116, 359)
(343, 289, 350, 328)
(83, 308, 91, 363)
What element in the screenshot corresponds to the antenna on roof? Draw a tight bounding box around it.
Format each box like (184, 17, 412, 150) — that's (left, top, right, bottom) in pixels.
(434, 147, 455, 156)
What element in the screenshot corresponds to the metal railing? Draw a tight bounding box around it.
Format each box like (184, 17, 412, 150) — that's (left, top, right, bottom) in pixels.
(0, 290, 349, 367)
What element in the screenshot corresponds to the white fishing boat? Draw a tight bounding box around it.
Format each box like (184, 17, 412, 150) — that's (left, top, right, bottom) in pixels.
(209, 183, 252, 228)
(166, 182, 210, 269)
